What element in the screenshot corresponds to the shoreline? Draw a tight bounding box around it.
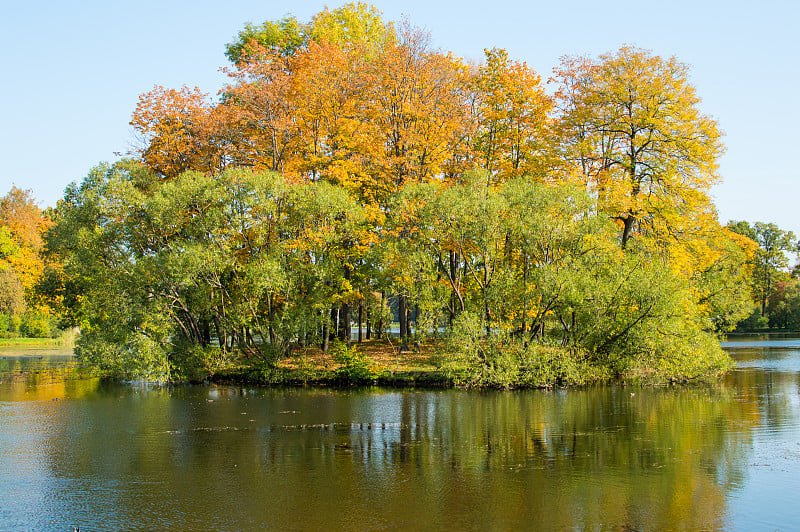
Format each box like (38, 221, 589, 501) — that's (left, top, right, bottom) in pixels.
(9, 332, 799, 387)
(208, 366, 456, 389)
(0, 338, 73, 349)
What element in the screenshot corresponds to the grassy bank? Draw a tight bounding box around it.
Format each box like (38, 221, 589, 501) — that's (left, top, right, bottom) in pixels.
(0, 329, 78, 349)
(0, 337, 69, 348)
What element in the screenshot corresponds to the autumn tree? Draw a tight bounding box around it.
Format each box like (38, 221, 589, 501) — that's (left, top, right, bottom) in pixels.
(217, 3, 393, 182)
(365, 26, 469, 200)
(219, 49, 303, 174)
(555, 47, 724, 249)
(0, 187, 49, 296)
(130, 86, 217, 178)
(472, 48, 553, 185)
(0, 187, 59, 337)
(286, 40, 373, 189)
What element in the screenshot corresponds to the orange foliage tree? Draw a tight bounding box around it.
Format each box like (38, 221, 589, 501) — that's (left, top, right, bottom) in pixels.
(130, 86, 217, 178)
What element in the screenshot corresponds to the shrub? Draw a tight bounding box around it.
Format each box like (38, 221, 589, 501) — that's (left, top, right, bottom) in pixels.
(332, 341, 385, 382)
(20, 309, 57, 338)
(169, 342, 231, 382)
(439, 317, 606, 389)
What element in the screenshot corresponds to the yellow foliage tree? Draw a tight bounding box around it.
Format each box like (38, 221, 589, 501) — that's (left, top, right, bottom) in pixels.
(364, 25, 471, 206)
(472, 48, 553, 185)
(554, 47, 724, 249)
(0, 187, 49, 293)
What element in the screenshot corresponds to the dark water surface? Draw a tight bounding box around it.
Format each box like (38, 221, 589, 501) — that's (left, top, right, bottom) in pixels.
(1, 337, 799, 531)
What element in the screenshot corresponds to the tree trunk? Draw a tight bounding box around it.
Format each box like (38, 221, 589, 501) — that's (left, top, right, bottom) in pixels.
(322, 308, 331, 353)
(201, 319, 211, 347)
(358, 298, 364, 343)
(620, 214, 635, 249)
(521, 260, 528, 336)
(377, 291, 385, 339)
(406, 302, 412, 340)
(761, 267, 771, 317)
(338, 264, 352, 346)
(399, 294, 409, 352)
(213, 314, 227, 353)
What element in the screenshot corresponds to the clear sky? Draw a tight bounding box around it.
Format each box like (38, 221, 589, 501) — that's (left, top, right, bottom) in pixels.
(2, 0, 798, 234)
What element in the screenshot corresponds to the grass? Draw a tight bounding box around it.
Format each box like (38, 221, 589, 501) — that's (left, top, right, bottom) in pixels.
(0, 329, 78, 348)
(0, 337, 64, 347)
(213, 337, 452, 387)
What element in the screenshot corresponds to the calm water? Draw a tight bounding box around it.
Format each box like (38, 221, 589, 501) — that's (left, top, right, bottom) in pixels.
(0, 337, 799, 531)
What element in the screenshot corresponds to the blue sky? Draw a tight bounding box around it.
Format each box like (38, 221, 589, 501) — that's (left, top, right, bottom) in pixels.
(2, 0, 798, 234)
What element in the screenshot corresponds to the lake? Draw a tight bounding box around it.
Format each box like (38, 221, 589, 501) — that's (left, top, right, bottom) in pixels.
(1, 336, 798, 531)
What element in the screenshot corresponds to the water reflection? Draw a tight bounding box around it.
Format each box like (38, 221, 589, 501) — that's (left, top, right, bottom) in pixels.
(0, 339, 799, 530)
(0, 348, 98, 402)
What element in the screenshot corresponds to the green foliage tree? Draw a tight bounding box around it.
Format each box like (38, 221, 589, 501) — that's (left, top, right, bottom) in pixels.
(728, 220, 797, 320)
(766, 279, 800, 330)
(225, 16, 306, 63)
(44, 161, 369, 380)
(752, 222, 797, 317)
(224, 2, 391, 64)
(387, 174, 733, 386)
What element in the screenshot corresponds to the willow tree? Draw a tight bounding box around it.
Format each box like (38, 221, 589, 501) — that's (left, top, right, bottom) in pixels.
(555, 47, 724, 249)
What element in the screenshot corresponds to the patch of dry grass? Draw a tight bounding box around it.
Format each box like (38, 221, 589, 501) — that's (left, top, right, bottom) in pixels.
(277, 337, 443, 373)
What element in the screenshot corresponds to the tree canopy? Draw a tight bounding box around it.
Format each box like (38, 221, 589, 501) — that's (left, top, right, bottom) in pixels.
(555, 47, 723, 248)
(36, 4, 757, 385)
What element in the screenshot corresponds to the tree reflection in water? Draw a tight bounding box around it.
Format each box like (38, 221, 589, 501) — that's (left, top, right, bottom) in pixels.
(2, 339, 799, 531)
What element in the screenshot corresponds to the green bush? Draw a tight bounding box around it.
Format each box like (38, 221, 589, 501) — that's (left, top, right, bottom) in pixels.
(75, 331, 171, 382)
(20, 309, 57, 338)
(0, 313, 11, 337)
(625, 329, 734, 383)
(169, 342, 231, 382)
(439, 316, 606, 389)
(332, 341, 385, 382)
(0, 312, 23, 337)
(735, 305, 768, 332)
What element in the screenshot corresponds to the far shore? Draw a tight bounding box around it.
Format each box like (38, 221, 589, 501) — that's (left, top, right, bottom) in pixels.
(0, 338, 74, 351)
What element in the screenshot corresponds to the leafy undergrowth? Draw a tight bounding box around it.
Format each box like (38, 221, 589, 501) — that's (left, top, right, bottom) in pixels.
(206, 336, 733, 389)
(213, 338, 452, 387)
